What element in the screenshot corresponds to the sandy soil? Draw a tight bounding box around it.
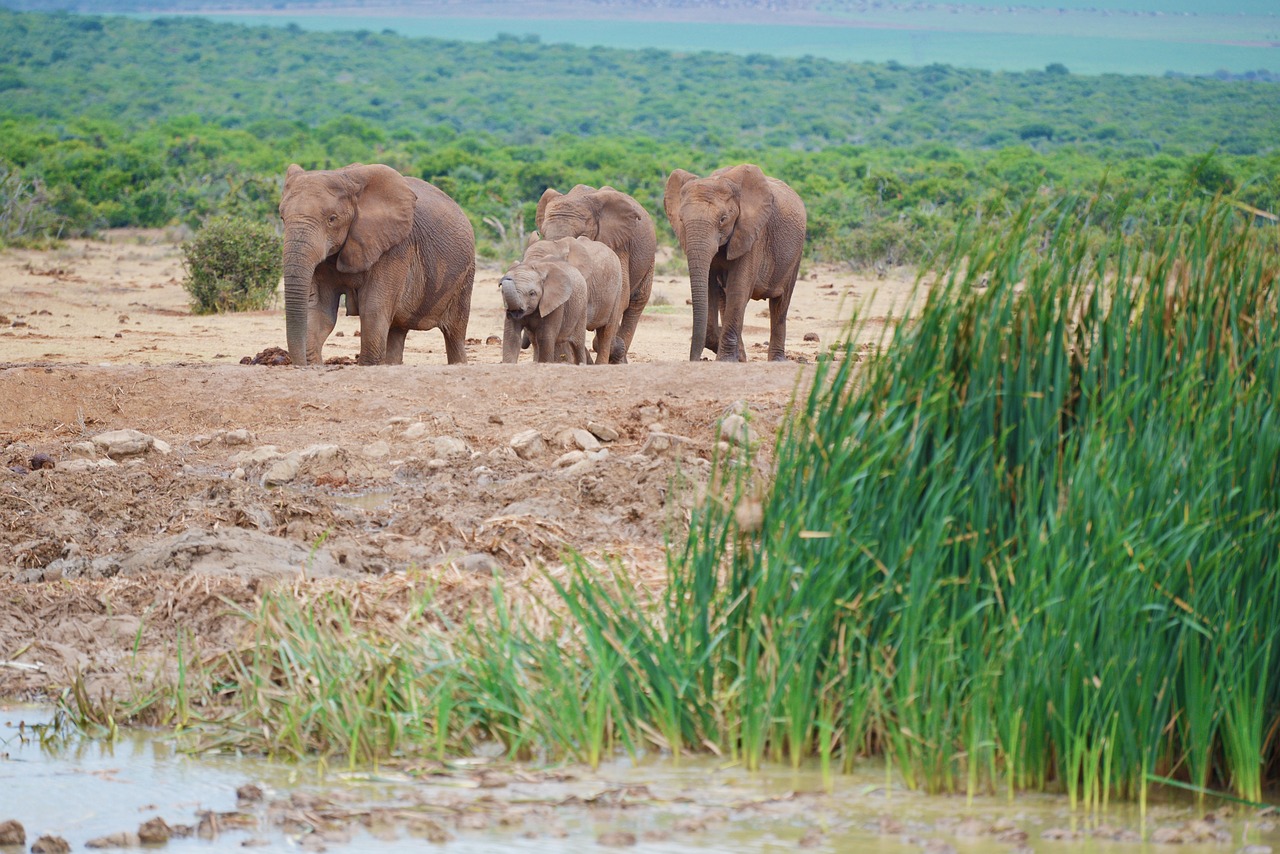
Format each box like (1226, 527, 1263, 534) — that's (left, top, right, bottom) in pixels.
(0, 229, 918, 700)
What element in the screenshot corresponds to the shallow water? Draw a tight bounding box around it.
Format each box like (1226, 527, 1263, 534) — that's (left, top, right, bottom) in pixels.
(2, 705, 1277, 852)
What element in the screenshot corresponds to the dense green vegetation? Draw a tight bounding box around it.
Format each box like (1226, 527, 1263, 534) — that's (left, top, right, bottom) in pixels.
(66, 196, 1280, 806)
(180, 215, 282, 313)
(0, 9, 1277, 266)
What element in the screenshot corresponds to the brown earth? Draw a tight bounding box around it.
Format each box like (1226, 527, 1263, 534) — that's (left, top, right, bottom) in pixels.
(0, 229, 919, 701)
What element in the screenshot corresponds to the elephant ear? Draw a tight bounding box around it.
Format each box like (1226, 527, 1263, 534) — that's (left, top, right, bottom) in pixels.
(538, 262, 581, 318)
(663, 169, 698, 245)
(337, 164, 416, 274)
(591, 189, 644, 248)
(722, 164, 775, 261)
(534, 188, 562, 232)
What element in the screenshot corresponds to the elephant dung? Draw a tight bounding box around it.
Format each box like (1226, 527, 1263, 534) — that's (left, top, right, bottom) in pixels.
(510, 430, 546, 461)
(0, 820, 25, 846)
(92, 428, 156, 459)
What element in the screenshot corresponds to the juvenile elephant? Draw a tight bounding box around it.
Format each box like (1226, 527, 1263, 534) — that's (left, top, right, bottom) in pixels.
(278, 163, 474, 366)
(536, 185, 656, 364)
(663, 164, 806, 362)
(500, 237, 625, 365)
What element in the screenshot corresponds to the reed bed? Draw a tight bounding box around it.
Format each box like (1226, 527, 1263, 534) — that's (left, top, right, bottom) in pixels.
(63, 195, 1279, 806)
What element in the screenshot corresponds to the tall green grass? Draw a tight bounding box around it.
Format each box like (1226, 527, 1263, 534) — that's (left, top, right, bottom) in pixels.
(63, 195, 1279, 806)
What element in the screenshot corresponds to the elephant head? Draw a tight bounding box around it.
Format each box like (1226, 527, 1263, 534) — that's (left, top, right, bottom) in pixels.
(278, 163, 416, 366)
(536, 185, 640, 246)
(664, 165, 775, 361)
(499, 260, 576, 321)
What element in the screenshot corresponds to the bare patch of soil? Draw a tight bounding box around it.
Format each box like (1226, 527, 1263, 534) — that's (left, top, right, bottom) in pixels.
(0, 230, 918, 699)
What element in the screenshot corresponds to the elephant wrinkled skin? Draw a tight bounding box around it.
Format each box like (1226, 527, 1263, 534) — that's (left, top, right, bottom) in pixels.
(278, 163, 475, 366)
(663, 164, 806, 362)
(500, 236, 625, 365)
(536, 185, 656, 364)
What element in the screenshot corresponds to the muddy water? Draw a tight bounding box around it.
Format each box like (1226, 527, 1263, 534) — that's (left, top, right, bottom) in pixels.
(2, 706, 1276, 852)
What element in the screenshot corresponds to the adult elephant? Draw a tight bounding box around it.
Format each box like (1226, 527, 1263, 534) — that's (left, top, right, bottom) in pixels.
(536, 185, 656, 364)
(663, 164, 806, 362)
(278, 163, 474, 366)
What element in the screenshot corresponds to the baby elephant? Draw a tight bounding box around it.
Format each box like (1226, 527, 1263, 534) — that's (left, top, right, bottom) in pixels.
(500, 237, 625, 364)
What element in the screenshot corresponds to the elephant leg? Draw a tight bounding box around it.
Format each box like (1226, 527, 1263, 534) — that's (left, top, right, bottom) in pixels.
(439, 288, 471, 365)
(767, 290, 794, 362)
(306, 286, 341, 366)
(534, 325, 558, 363)
(594, 324, 618, 366)
(704, 281, 724, 356)
(356, 304, 392, 365)
(610, 267, 652, 364)
(385, 326, 408, 365)
(717, 273, 752, 363)
(502, 318, 523, 363)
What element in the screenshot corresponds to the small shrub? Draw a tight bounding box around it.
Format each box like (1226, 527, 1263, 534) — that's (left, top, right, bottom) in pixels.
(182, 217, 282, 314)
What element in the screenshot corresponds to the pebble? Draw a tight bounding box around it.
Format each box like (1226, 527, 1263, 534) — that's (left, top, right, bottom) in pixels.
(223, 428, 254, 446)
(402, 422, 429, 440)
(510, 429, 546, 460)
(31, 836, 70, 854)
(68, 441, 97, 459)
(432, 436, 470, 458)
(92, 428, 155, 458)
(586, 420, 619, 442)
(0, 820, 24, 846)
(137, 817, 171, 845)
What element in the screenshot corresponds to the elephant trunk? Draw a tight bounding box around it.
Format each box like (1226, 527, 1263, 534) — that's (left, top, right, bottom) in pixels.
(682, 222, 717, 361)
(282, 232, 324, 367)
(500, 275, 523, 313)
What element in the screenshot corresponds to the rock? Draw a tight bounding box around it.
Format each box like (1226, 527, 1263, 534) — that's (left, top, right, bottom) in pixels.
(798, 827, 823, 847)
(0, 820, 24, 846)
(92, 428, 155, 458)
(85, 831, 141, 848)
(803, 332, 820, 342)
(586, 420, 619, 442)
(229, 446, 283, 466)
(30, 836, 70, 854)
(363, 440, 391, 459)
(402, 422, 429, 440)
(451, 553, 503, 574)
(432, 436, 470, 458)
(68, 441, 97, 459)
(640, 431, 692, 457)
(152, 438, 172, 455)
(117, 528, 341, 579)
(637, 405, 664, 425)
(56, 458, 119, 473)
(231, 467, 246, 480)
(554, 451, 588, 468)
(262, 454, 301, 486)
(570, 429, 600, 452)
(718, 413, 755, 447)
(236, 784, 265, 803)
(29, 452, 56, 470)
(597, 831, 637, 847)
(510, 429, 546, 460)
(223, 429, 254, 446)
(138, 817, 171, 844)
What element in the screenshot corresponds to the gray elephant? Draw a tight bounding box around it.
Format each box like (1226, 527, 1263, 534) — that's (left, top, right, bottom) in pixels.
(663, 164, 806, 362)
(278, 163, 474, 366)
(500, 237, 625, 365)
(536, 185, 656, 364)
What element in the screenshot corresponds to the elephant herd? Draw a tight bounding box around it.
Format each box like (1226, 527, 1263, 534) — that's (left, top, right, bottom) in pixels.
(277, 162, 807, 367)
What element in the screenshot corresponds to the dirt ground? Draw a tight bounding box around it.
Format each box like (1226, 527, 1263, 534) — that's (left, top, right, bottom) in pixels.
(0, 229, 918, 701)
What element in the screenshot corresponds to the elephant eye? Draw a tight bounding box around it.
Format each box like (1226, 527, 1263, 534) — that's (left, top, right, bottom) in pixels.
(327, 214, 338, 225)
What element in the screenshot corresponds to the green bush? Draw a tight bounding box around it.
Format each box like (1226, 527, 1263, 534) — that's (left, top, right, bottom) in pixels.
(181, 216, 282, 314)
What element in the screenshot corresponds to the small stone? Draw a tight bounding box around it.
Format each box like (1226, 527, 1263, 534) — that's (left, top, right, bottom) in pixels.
(223, 429, 253, 446)
(151, 438, 172, 455)
(803, 332, 820, 342)
(68, 441, 97, 459)
(718, 413, 754, 447)
(236, 783, 264, 803)
(510, 429, 546, 460)
(0, 820, 24, 846)
(31, 836, 70, 854)
(452, 553, 503, 574)
(262, 454, 301, 486)
(85, 831, 141, 848)
(597, 831, 637, 847)
(554, 450, 588, 468)
(586, 420, 619, 442)
(92, 428, 155, 458)
(432, 436, 470, 458)
(485, 335, 501, 345)
(56, 458, 119, 473)
(231, 467, 246, 480)
(570, 429, 600, 451)
(363, 440, 391, 459)
(402, 422, 429, 440)
(138, 817, 171, 844)
(29, 453, 55, 470)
